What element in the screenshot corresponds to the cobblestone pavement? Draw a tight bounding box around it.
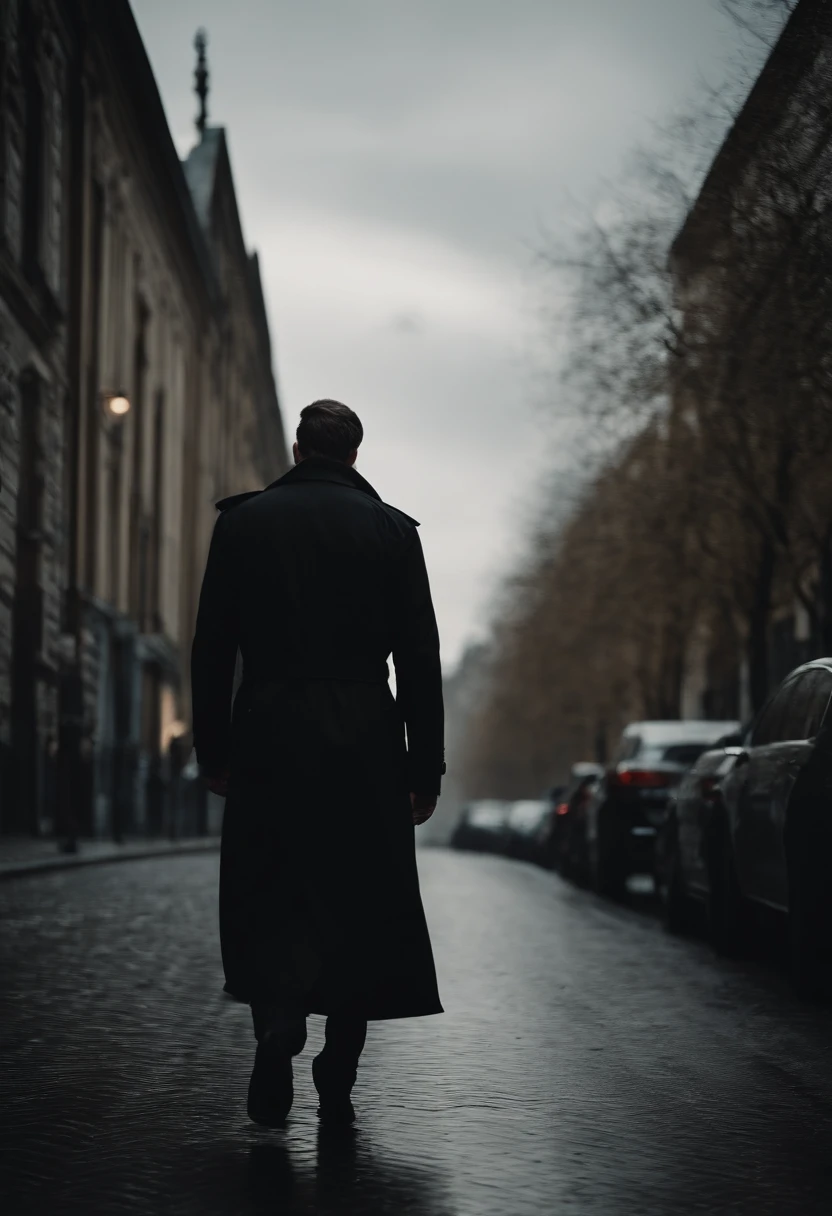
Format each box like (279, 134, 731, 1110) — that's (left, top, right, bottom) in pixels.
(3, 849, 832, 1215)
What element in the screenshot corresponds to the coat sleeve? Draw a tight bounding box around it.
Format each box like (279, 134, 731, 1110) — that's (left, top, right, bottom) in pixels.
(191, 511, 240, 776)
(391, 528, 445, 796)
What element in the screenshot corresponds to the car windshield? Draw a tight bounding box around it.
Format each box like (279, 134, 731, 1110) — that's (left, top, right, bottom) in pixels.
(509, 800, 549, 830)
(638, 744, 710, 767)
(468, 804, 507, 828)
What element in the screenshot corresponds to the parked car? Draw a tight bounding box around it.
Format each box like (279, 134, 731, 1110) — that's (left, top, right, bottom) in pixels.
(698, 660, 832, 994)
(655, 744, 742, 934)
(537, 763, 604, 878)
(450, 801, 511, 854)
(584, 720, 741, 898)
(504, 799, 552, 862)
(532, 784, 565, 867)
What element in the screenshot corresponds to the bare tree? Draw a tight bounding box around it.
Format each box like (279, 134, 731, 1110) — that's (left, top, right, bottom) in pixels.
(718, 0, 797, 44)
(460, 421, 716, 794)
(675, 0, 832, 700)
(461, 0, 832, 798)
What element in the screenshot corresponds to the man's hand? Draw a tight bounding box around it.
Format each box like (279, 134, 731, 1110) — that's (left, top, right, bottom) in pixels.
(206, 769, 230, 798)
(411, 792, 437, 825)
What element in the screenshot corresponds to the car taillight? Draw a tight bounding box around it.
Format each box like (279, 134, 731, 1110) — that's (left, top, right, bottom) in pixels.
(555, 802, 570, 816)
(611, 769, 672, 789)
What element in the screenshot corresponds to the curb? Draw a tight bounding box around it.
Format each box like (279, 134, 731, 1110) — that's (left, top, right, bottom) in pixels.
(0, 837, 221, 880)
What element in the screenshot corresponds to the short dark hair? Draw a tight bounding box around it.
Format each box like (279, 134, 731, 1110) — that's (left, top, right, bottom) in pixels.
(296, 400, 363, 462)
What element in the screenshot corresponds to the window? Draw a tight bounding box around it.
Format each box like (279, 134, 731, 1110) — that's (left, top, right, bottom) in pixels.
(149, 389, 164, 633)
(21, 10, 44, 276)
(752, 678, 799, 746)
(662, 744, 710, 766)
(615, 734, 641, 763)
(790, 669, 832, 741)
(779, 679, 812, 742)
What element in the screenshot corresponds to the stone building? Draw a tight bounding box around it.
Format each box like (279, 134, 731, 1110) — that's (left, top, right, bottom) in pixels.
(0, 0, 76, 836)
(0, 1, 289, 839)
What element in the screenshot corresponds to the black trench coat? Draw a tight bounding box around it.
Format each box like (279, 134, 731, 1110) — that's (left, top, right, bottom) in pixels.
(191, 457, 444, 1020)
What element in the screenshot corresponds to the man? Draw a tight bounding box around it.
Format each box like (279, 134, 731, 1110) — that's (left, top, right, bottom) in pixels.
(191, 400, 444, 1128)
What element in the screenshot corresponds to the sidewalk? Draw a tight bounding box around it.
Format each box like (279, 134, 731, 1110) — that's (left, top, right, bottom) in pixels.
(0, 835, 220, 879)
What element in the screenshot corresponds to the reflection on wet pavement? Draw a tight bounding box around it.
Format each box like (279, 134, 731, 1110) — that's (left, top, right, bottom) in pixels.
(245, 1130, 456, 1215)
(2, 849, 832, 1213)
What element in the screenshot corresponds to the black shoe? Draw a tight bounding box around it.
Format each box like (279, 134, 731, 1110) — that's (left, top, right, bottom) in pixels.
(247, 1038, 297, 1128)
(312, 1053, 357, 1127)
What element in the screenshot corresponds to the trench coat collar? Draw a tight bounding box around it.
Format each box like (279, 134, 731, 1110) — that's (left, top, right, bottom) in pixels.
(265, 456, 383, 503)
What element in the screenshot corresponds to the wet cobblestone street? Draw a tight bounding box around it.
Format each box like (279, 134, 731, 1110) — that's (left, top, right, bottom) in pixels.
(3, 848, 832, 1215)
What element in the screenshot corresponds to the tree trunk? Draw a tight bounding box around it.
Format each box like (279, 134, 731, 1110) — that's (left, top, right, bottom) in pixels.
(747, 536, 776, 713)
(818, 524, 832, 656)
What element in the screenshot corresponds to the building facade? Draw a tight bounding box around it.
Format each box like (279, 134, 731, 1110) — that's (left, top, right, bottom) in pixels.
(0, 0, 76, 837)
(0, 1, 289, 840)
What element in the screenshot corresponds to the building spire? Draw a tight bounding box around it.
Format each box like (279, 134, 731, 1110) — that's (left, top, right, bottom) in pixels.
(194, 28, 209, 139)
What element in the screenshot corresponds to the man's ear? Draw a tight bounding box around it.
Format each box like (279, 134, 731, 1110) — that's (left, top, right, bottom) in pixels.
(347, 449, 358, 468)
(293, 441, 301, 465)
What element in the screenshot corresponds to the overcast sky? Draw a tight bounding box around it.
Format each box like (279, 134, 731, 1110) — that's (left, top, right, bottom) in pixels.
(132, 0, 749, 669)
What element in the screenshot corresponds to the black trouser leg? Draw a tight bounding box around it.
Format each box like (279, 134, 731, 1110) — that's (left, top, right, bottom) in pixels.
(247, 1000, 305, 1128)
(323, 1015, 367, 1066)
(313, 1014, 367, 1097)
(250, 999, 308, 1055)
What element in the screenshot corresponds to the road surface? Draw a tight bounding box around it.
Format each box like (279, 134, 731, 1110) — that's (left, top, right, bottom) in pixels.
(2, 848, 832, 1214)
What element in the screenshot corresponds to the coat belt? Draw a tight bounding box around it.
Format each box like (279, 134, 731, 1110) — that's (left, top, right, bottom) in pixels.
(242, 659, 390, 691)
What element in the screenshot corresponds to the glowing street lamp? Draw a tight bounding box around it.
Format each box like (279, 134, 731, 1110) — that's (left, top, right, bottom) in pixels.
(102, 391, 130, 418)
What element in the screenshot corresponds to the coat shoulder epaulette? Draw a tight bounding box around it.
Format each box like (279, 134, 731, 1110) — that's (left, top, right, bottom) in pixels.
(380, 501, 420, 528)
(215, 490, 262, 514)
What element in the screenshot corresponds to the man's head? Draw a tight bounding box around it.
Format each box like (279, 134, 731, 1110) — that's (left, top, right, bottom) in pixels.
(293, 400, 363, 467)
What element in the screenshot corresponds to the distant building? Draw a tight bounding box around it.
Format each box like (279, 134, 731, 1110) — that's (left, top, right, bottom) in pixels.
(0, 1, 289, 839)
